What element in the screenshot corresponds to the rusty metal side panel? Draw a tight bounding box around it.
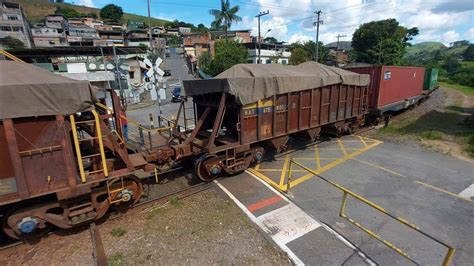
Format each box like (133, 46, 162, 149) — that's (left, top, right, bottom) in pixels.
(338, 85, 348, 120)
(0, 121, 18, 199)
(345, 85, 354, 118)
(288, 93, 299, 132)
(311, 88, 321, 127)
(329, 85, 339, 122)
(321, 87, 331, 124)
(241, 104, 258, 144)
(352, 86, 361, 115)
(258, 99, 274, 139)
(14, 117, 70, 196)
(274, 94, 288, 136)
(299, 90, 311, 129)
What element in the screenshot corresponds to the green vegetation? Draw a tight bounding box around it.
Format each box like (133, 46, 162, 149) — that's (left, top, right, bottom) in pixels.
(209, 0, 242, 36)
(289, 47, 310, 65)
(352, 18, 419, 65)
(420, 130, 443, 140)
(0, 36, 25, 49)
(199, 39, 248, 76)
(439, 82, 474, 96)
(100, 4, 123, 23)
(108, 252, 124, 266)
(110, 227, 127, 237)
(15, 0, 169, 26)
(404, 41, 473, 87)
(289, 41, 329, 63)
(169, 196, 182, 207)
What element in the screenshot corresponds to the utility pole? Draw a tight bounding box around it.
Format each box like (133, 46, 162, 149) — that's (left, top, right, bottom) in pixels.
(147, 0, 153, 51)
(335, 34, 346, 66)
(255, 10, 269, 64)
(313, 10, 323, 62)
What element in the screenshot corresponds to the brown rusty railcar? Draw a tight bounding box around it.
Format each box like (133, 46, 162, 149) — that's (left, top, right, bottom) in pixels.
(157, 62, 369, 181)
(0, 62, 149, 240)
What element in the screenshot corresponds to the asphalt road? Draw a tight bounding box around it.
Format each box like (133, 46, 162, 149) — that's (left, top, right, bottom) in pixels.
(232, 135, 474, 265)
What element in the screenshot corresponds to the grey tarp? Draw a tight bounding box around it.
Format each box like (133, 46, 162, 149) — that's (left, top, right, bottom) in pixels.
(0, 61, 94, 119)
(182, 61, 370, 105)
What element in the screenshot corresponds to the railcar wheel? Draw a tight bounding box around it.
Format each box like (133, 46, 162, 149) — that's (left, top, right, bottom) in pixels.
(109, 176, 143, 211)
(2, 206, 53, 240)
(195, 155, 220, 182)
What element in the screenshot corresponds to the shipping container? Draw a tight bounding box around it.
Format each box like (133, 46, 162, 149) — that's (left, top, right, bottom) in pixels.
(424, 68, 439, 90)
(345, 66, 425, 114)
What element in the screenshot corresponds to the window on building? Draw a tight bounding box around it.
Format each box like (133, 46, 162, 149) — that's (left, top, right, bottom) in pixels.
(129, 71, 135, 79)
(266, 59, 272, 64)
(281, 60, 287, 65)
(7, 15, 18, 20)
(49, 40, 56, 44)
(247, 59, 253, 63)
(1, 26, 11, 31)
(12, 26, 23, 32)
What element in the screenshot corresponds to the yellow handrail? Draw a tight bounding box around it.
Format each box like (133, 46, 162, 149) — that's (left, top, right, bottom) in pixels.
(0, 49, 25, 63)
(92, 110, 108, 177)
(69, 114, 87, 183)
(287, 159, 455, 266)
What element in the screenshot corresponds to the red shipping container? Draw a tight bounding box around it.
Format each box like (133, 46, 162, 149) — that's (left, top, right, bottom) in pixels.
(345, 66, 425, 112)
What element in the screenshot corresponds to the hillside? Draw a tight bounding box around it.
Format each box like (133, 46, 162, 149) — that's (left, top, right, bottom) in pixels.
(404, 41, 468, 63)
(405, 41, 446, 56)
(11, 0, 169, 26)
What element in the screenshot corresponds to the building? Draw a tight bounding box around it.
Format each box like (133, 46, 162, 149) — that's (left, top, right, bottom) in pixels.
(94, 24, 124, 46)
(245, 43, 291, 64)
(211, 30, 252, 43)
(45, 14, 68, 34)
(31, 25, 68, 47)
(178, 27, 191, 34)
(183, 32, 210, 47)
(165, 28, 179, 36)
(125, 20, 149, 47)
(67, 21, 99, 46)
(82, 17, 103, 28)
(325, 41, 352, 66)
(0, 1, 33, 48)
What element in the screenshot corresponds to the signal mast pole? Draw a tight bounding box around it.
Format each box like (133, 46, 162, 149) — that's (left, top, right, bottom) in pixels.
(314, 10, 322, 62)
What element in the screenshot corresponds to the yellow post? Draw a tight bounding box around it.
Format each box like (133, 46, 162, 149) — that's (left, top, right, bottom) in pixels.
(442, 248, 455, 266)
(339, 192, 348, 218)
(92, 110, 108, 177)
(70, 114, 87, 183)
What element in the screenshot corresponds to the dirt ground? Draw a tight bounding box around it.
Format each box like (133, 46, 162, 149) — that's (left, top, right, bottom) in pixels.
(368, 87, 474, 163)
(0, 188, 290, 265)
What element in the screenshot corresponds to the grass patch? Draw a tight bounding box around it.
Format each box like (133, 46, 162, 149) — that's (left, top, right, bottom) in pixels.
(110, 227, 127, 237)
(466, 135, 474, 157)
(108, 252, 124, 266)
(420, 130, 443, 140)
(439, 82, 474, 96)
(169, 196, 182, 207)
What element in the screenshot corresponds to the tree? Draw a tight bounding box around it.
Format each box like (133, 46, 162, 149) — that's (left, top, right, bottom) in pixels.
(352, 19, 418, 65)
(443, 57, 461, 74)
(289, 41, 329, 63)
(209, 0, 242, 37)
(289, 47, 310, 65)
(55, 6, 81, 18)
(0, 36, 25, 49)
(206, 39, 247, 76)
(100, 4, 123, 23)
(198, 51, 212, 73)
(464, 44, 474, 61)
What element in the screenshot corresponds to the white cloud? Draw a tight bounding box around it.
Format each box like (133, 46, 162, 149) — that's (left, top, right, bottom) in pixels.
(288, 32, 311, 43)
(465, 28, 474, 41)
(235, 15, 288, 40)
(441, 30, 461, 45)
(76, 0, 95, 7)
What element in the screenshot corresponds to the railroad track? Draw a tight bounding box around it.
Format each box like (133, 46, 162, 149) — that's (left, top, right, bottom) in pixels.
(0, 180, 213, 252)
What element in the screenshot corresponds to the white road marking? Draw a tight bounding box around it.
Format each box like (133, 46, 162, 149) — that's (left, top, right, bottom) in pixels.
(459, 184, 474, 199)
(257, 204, 320, 245)
(246, 170, 377, 266)
(214, 180, 304, 265)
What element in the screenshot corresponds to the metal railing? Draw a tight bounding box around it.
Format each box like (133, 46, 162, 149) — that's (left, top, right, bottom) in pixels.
(287, 159, 455, 266)
(95, 102, 174, 150)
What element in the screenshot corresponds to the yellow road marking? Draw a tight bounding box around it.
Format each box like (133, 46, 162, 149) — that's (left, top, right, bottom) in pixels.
(257, 169, 307, 172)
(254, 163, 260, 170)
(315, 145, 321, 170)
(338, 140, 347, 156)
(318, 148, 364, 151)
(279, 156, 289, 186)
(289, 140, 382, 188)
(292, 157, 340, 160)
(359, 136, 368, 147)
(352, 158, 473, 203)
(248, 168, 286, 191)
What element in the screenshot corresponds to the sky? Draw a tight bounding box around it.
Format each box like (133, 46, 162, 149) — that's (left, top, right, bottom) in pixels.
(69, 0, 474, 46)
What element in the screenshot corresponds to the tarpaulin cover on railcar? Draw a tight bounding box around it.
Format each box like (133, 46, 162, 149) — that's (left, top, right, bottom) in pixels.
(182, 61, 370, 105)
(0, 61, 94, 119)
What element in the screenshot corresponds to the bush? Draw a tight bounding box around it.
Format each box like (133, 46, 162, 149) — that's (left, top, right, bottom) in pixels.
(100, 4, 123, 22)
(206, 39, 248, 76)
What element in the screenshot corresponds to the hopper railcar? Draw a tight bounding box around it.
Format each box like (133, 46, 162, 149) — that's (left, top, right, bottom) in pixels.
(0, 61, 371, 240)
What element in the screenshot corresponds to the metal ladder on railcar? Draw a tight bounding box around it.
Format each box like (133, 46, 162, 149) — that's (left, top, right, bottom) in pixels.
(69, 110, 109, 183)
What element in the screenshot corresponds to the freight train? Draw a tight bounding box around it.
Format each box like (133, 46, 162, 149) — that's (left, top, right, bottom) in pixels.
(0, 60, 437, 240)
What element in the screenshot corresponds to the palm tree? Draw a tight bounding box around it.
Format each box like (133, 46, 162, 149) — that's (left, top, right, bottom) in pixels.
(209, 0, 242, 38)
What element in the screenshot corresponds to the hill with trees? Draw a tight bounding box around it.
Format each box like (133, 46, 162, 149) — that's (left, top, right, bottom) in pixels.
(10, 0, 169, 26)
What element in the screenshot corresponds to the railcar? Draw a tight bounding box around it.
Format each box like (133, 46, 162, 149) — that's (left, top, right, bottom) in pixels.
(1, 60, 371, 240)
